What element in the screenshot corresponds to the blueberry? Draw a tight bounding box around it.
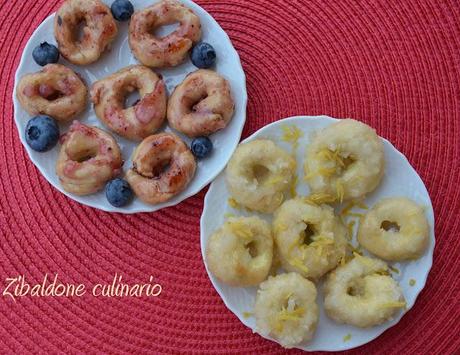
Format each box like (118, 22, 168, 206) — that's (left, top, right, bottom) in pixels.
(105, 178, 133, 207)
(25, 115, 60, 152)
(111, 0, 134, 21)
(32, 42, 60, 66)
(191, 137, 213, 159)
(191, 42, 216, 69)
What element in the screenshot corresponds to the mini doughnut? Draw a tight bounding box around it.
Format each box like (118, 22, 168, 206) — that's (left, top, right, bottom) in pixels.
(167, 70, 235, 137)
(129, 0, 201, 67)
(56, 121, 122, 195)
(206, 216, 273, 287)
(16, 64, 87, 122)
(357, 198, 429, 261)
(126, 133, 196, 204)
(254, 273, 319, 348)
(324, 254, 405, 328)
(54, 0, 117, 65)
(226, 140, 296, 213)
(304, 119, 385, 202)
(273, 198, 348, 280)
(91, 65, 167, 141)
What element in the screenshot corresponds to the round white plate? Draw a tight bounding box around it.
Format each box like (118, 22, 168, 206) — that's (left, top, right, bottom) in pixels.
(13, 0, 247, 213)
(200, 116, 435, 351)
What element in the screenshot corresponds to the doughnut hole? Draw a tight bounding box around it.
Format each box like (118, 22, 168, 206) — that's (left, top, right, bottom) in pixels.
(151, 22, 180, 38)
(300, 223, 318, 245)
(245, 240, 259, 258)
(182, 87, 209, 114)
(66, 134, 99, 162)
(191, 94, 209, 112)
(74, 17, 88, 43)
(69, 147, 98, 162)
(252, 164, 270, 184)
(380, 220, 401, 233)
(123, 87, 141, 108)
(346, 278, 365, 297)
(135, 151, 172, 179)
(39, 85, 65, 101)
(321, 149, 356, 176)
(151, 159, 171, 178)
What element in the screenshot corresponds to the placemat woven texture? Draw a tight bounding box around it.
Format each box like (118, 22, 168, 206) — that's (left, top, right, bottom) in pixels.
(1, 0, 459, 353)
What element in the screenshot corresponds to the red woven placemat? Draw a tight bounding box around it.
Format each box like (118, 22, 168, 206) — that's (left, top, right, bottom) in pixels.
(1, 0, 459, 353)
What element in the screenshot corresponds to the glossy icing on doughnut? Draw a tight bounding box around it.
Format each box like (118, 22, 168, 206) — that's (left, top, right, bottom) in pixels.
(16, 64, 87, 122)
(167, 69, 235, 137)
(54, 0, 118, 65)
(56, 121, 123, 195)
(126, 133, 196, 204)
(91, 65, 167, 141)
(129, 0, 201, 68)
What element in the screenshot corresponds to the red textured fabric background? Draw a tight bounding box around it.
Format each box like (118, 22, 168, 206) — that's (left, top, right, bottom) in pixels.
(0, 0, 459, 353)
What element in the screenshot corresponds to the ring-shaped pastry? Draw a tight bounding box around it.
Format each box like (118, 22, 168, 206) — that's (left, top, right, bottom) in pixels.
(16, 64, 87, 122)
(226, 139, 296, 213)
(91, 65, 167, 141)
(56, 121, 123, 195)
(167, 69, 235, 137)
(206, 216, 273, 287)
(129, 0, 201, 67)
(324, 254, 405, 328)
(304, 119, 385, 202)
(357, 197, 429, 261)
(255, 273, 319, 348)
(273, 198, 348, 280)
(54, 0, 118, 65)
(126, 133, 196, 204)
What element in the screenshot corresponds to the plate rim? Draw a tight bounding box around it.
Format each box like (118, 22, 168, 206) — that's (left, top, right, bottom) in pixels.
(12, 0, 248, 214)
(200, 115, 435, 351)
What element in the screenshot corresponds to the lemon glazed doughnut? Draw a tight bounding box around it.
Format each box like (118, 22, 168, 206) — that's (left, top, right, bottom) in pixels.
(206, 216, 273, 287)
(304, 119, 385, 202)
(54, 0, 118, 65)
(324, 254, 405, 328)
(357, 198, 429, 261)
(91, 65, 167, 141)
(167, 70, 235, 137)
(273, 198, 348, 280)
(129, 0, 202, 68)
(56, 121, 123, 195)
(126, 133, 196, 204)
(254, 273, 319, 348)
(16, 64, 87, 122)
(226, 140, 296, 213)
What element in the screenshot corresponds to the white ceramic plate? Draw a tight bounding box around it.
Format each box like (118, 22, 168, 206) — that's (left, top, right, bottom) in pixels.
(13, 0, 247, 213)
(200, 116, 435, 351)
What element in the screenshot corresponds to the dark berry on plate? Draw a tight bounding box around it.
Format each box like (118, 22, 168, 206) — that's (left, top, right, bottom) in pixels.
(111, 0, 134, 21)
(25, 115, 60, 152)
(106, 178, 133, 207)
(32, 42, 60, 66)
(191, 137, 213, 159)
(191, 42, 216, 69)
